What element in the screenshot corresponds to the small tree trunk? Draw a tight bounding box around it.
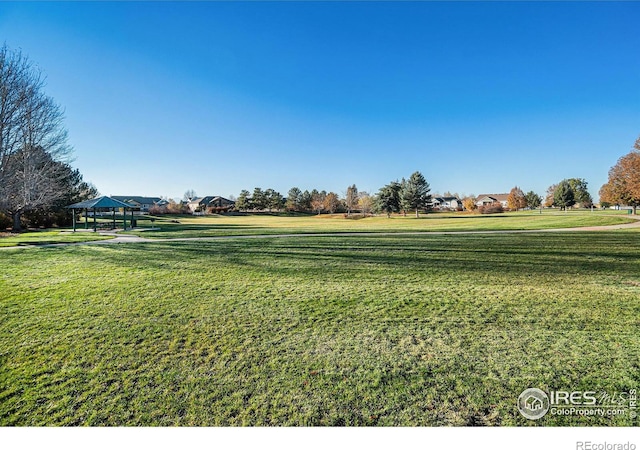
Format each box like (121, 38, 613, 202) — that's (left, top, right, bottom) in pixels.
(634, 205, 637, 215)
(415, 208, 419, 218)
(12, 210, 23, 232)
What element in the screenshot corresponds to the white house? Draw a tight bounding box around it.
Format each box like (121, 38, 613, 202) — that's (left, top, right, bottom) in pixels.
(475, 193, 509, 208)
(431, 196, 462, 210)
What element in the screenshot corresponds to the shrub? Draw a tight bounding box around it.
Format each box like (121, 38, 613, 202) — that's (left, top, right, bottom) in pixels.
(148, 204, 167, 215)
(462, 197, 477, 211)
(478, 203, 504, 214)
(149, 202, 191, 215)
(343, 213, 367, 220)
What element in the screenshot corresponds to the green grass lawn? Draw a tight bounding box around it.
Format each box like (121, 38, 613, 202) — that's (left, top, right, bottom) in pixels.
(1, 232, 638, 426)
(0, 211, 632, 248)
(126, 210, 636, 239)
(0, 231, 114, 247)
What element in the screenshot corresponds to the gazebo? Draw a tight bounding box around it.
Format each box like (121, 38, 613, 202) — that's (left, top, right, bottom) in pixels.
(66, 196, 137, 232)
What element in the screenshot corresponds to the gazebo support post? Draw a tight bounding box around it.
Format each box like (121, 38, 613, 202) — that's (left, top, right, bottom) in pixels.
(93, 208, 97, 232)
(85, 208, 88, 229)
(72, 209, 76, 232)
(123, 208, 127, 230)
(131, 209, 134, 228)
(112, 208, 116, 229)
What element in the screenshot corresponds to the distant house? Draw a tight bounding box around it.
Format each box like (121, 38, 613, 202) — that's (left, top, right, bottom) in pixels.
(111, 196, 166, 213)
(431, 196, 462, 210)
(475, 193, 509, 208)
(187, 196, 235, 214)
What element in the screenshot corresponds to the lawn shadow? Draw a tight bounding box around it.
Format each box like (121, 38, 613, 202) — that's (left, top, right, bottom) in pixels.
(83, 232, 640, 282)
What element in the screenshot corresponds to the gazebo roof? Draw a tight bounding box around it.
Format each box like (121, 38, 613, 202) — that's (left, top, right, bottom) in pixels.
(66, 196, 133, 209)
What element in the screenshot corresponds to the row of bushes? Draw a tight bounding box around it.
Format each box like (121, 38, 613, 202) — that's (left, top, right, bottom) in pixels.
(478, 203, 505, 214)
(148, 203, 191, 215)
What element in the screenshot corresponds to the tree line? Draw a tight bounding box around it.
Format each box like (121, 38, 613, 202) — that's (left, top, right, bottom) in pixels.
(234, 186, 363, 215)
(480, 179, 593, 214)
(233, 171, 626, 218)
(0, 45, 95, 231)
(233, 170, 606, 218)
(234, 171, 433, 217)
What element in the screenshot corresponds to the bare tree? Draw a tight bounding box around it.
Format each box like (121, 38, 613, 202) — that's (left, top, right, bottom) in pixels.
(323, 192, 340, 214)
(183, 189, 197, 202)
(311, 190, 326, 215)
(0, 45, 72, 231)
(345, 184, 358, 216)
(358, 192, 373, 216)
(4, 146, 68, 230)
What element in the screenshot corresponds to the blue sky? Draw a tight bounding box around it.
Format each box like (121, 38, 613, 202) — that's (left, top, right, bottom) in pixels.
(1, 1, 639, 200)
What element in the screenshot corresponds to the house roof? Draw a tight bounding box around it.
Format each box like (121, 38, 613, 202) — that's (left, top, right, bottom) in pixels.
(66, 196, 133, 209)
(209, 196, 235, 204)
(188, 196, 216, 205)
(111, 196, 162, 205)
(433, 196, 459, 203)
(476, 193, 509, 202)
(189, 196, 235, 206)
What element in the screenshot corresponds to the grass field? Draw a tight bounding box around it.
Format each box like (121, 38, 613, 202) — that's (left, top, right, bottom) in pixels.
(0, 231, 113, 248)
(1, 231, 638, 426)
(0, 210, 632, 247)
(126, 210, 636, 239)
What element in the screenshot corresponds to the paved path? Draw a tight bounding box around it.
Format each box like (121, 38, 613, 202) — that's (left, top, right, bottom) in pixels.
(2, 215, 639, 250)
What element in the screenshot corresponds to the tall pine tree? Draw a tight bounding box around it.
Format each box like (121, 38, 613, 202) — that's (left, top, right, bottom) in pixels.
(402, 171, 431, 218)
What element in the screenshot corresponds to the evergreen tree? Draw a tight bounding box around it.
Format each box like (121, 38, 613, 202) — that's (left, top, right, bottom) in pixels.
(265, 189, 284, 211)
(300, 190, 312, 212)
(524, 191, 542, 209)
(376, 181, 402, 218)
(554, 180, 575, 211)
(286, 187, 302, 211)
(252, 187, 267, 211)
(23, 162, 98, 228)
(401, 171, 431, 218)
(567, 178, 593, 207)
(236, 190, 251, 211)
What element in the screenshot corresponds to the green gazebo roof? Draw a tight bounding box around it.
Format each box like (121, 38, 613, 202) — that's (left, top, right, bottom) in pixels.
(66, 196, 133, 209)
